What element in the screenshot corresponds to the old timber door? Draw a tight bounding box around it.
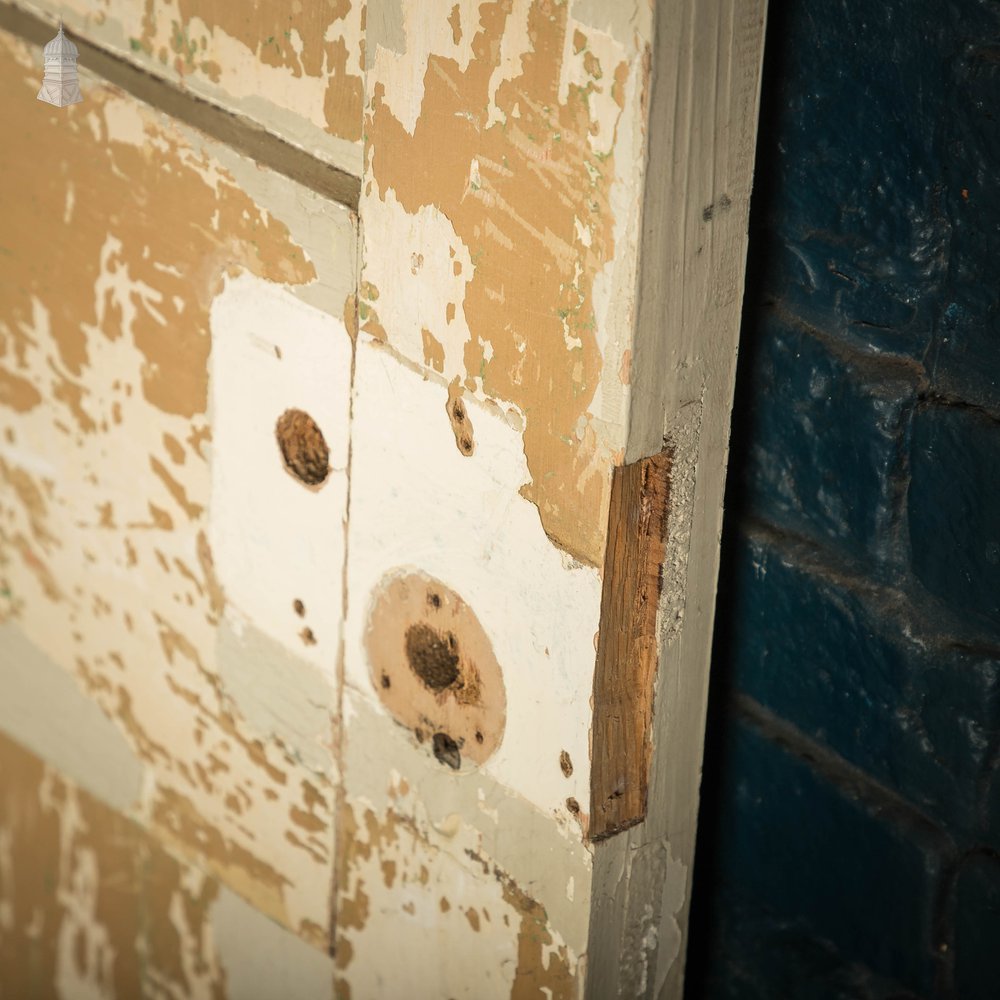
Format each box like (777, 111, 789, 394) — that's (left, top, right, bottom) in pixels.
(0, 2, 766, 997)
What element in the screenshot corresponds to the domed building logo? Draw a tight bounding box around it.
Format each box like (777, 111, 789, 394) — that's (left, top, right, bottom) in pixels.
(37, 20, 82, 108)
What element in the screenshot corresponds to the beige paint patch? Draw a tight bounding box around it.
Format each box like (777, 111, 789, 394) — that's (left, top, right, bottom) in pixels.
(212, 884, 337, 1000)
(217, 618, 335, 779)
(334, 689, 589, 998)
(0, 623, 143, 814)
(365, 570, 506, 769)
(26, 0, 365, 174)
(0, 366, 42, 412)
(0, 30, 342, 946)
(0, 731, 226, 999)
(363, 0, 652, 566)
(421, 327, 446, 373)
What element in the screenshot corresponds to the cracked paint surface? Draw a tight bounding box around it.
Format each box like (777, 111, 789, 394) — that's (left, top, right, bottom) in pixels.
(0, 27, 354, 951)
(337, 5, 656, 985)
(333, 690, 590, 1000)
(361, 0, 652, 567)
(20, 0, 365, 173)
(0, 730, 338, 999)
(0, 1, 672, 995)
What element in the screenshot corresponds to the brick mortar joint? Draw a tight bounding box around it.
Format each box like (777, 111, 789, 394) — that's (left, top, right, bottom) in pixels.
(739, 514, 1000, 658)
(732, 692, 956, 855)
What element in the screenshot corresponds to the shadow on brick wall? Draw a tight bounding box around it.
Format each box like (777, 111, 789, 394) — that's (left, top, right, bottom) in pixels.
(685, 1, 1000, 998)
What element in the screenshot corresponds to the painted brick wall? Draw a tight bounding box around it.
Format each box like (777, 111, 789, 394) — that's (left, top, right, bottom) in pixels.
(688, 0, 1000, 997)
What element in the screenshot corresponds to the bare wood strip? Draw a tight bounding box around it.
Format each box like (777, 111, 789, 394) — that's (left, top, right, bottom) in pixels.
(590, 447, 672, 841)
(0, 1, 361, 210)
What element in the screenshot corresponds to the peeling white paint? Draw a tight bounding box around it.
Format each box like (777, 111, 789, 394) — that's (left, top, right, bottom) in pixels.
(209, 273, 352, 680)
(344, 336, 601, 821)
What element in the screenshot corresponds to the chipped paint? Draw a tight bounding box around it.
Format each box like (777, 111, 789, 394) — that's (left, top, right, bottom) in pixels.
(0, 731, 338, 999)
(0, 1, 764, 994)
(334, 690, 590, 998)
(0, 623, 142, 812)
(361, 0, 653, 567)
(0, 28, 353, 950)
(344, 338, 601, 822)
(0, 731, 225, 999)
(22, 0, 365, 174)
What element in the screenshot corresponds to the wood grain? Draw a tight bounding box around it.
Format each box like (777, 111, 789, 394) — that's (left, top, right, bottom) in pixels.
(586, 2, 769, 995)
(590, 447, 672, 841)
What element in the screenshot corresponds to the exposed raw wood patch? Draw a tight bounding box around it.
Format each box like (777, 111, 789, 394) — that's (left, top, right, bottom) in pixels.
(589, 447, 672, 841)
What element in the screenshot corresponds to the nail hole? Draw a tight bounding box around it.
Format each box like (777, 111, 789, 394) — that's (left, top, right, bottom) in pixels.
(566, 797, 580, 815)
(275, 408, 330, 486)
(300, 627, 316, 646)
(559, 751, 573, 778)
(380, 673, 391, 689)
(293, 598, 305, 617)
(475, 731, 484, 744)
(428, 592, 442, 609)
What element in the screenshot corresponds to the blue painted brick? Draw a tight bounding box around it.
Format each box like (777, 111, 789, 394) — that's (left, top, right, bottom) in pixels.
(752, 1, 972, 362)
(953, 853, 1000, 1000)
(925, 32, 1000, 412)
(983, 761, 1000, 853)
(738, 311, 915, 566)
(907, 402, 1000, 638)
(727, 530, 1000, 836)
(702, 898, 929, 1000)
(708, 719, 942, 992)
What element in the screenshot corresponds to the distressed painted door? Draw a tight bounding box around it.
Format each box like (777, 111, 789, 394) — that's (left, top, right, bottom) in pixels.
(0, 2, 766, 997)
